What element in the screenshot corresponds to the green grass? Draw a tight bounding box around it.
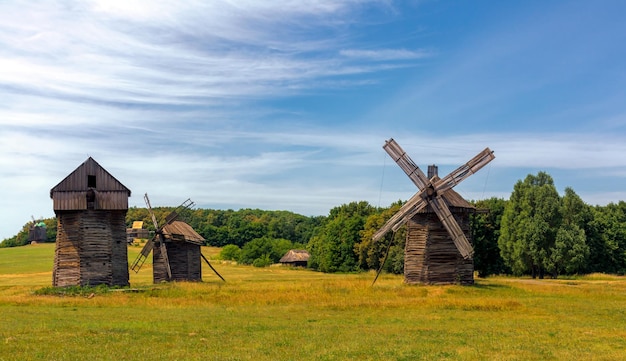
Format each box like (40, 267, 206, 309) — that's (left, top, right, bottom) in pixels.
(1, 244, 626, 360)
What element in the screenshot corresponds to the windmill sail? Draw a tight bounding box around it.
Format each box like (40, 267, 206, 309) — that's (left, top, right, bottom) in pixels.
(372, 191, 428, 242)
(383, 138, 429, 189)
(429, 195, 474, 259)
(374, 139, 494, 259)
(434, 147, 495, 193)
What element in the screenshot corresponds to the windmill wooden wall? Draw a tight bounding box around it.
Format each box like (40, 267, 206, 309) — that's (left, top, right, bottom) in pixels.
(50, 157, 131, 287)
(153, 221, 203, 283)
(405, 207, 474, 285)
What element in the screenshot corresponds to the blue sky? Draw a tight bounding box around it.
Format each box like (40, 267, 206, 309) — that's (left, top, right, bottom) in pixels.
(1, 0, 626, 240)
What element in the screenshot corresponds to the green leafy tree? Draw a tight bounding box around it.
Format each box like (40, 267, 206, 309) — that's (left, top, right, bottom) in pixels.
(356, 201, 405, 274)
(470, 197, 508, 277)
(547, 187, 590, 276)
(238, 236, 295, 266)
(586, 202, 626, 274)
(308, 201, 377, 273)
(499, 172, 561, 278)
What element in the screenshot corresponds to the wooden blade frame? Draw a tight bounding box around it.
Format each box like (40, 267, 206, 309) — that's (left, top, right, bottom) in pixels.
(383, 139, 429, 189)
(429, 196, 474, 259)
(159, 238, 172, 280)
(144, 193, 160, 231)
(433, 147, 495, 193)
(372, 191, 428, 242)
(130, 235, 156, 273)
(373, 138, 495, 260)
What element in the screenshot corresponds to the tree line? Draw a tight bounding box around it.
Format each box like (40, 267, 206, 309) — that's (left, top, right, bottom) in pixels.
(3, 172, 626, 278)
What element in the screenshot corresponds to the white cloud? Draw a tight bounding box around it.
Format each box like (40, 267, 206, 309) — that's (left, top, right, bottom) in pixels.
(1, 1, 626, 241)
(340, 48, 432, 61)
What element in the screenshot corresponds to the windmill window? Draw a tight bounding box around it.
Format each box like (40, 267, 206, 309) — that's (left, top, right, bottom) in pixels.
(87, 175, 97, 188)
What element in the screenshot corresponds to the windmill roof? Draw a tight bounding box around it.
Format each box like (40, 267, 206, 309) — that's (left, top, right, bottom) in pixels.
(279, 249, 310, 263)
(161, 220, 205, 245)
(50, 157, 131, 196)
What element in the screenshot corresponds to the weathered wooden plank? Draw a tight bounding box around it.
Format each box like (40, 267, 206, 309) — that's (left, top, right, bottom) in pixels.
(404, 211, 474, 285)
(53, 210, 129, 287)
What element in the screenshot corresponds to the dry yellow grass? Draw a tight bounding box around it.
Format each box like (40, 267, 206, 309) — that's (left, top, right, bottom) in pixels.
(1, 244, 626, 360)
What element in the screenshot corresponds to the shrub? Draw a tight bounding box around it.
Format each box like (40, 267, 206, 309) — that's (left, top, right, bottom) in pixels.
(252, 254, 272, 267)
(220, 244, 242, 261)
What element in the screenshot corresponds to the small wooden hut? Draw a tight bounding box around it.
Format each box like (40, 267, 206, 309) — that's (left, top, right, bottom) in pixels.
(50, 157, 131, 287)
(126, 221, 150, 244)
(153, 220, 204, 283)
(405, 165, 475, 285)
(279, 249, 310, 267)
(28, 220, 47, 244)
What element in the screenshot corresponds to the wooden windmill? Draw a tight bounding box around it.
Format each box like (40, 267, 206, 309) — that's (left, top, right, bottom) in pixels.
(28, 216, 47, 244)
(51, 157, 131, 287)
(373, 139, 495, 285)
(130, 194, 225, 283)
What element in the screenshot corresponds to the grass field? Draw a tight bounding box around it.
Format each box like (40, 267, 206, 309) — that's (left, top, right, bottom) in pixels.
(1, 243, 625, 360)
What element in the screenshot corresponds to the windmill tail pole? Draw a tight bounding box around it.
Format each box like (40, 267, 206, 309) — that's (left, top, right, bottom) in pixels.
(201, 253, 226, 282)
(371, 230, 396, 287)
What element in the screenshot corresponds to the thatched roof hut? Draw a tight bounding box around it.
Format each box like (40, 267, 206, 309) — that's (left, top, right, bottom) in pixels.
(279, 249, 310, 267)
(50, 157, 131, 287)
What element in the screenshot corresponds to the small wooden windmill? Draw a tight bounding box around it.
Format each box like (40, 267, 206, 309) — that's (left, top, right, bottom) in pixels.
(373, 138, 495, 285)
(130, 194, 224, 283)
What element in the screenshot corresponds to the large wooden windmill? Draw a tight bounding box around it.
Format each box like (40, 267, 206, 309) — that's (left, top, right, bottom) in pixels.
(130, 194, 224, 283)
(51, 157, 131, 287)
(373, 139, 495, 285)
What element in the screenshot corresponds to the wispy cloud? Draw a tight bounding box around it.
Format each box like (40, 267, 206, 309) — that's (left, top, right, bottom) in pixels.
(340, 48, 432, 61)
(2, 1, 626, 240)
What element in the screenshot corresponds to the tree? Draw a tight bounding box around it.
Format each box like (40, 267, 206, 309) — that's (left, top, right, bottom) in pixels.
(499, 172, 561, 278)
(547, 187, 590, 276)
(307, 201, 377, 273)
(238, 236, 295, 266)
(470, 197, 508, 277)
(356, 201, 406, 274)
(586, 202, 626, 274)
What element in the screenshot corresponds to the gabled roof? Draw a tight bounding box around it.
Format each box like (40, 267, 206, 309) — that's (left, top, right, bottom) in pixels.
(161, 220, 205, 245)
(279, 249, 310, 263)
(50, 157, 131, 197)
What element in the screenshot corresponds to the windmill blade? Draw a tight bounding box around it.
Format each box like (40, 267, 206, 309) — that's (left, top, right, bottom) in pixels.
(372, 190, 428, 242)
(159, 239, 172, 280)
(130, 236, 156, 273)
(163, 198, 196, 227)
(429, 195, 474, 259)
(383, 138, 429, 190)
(201, 253, 226, 282)
(433, 148, 495, 193)
(144, 193, 160, 231)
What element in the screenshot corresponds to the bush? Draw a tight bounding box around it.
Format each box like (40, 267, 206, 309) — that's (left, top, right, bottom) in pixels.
(252, 254, 272, 268)
(239, 237, 294, 265)
(220, 244, 242, 261)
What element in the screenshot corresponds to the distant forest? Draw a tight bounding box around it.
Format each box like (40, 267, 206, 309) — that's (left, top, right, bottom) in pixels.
(3, 171, 626, 278)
